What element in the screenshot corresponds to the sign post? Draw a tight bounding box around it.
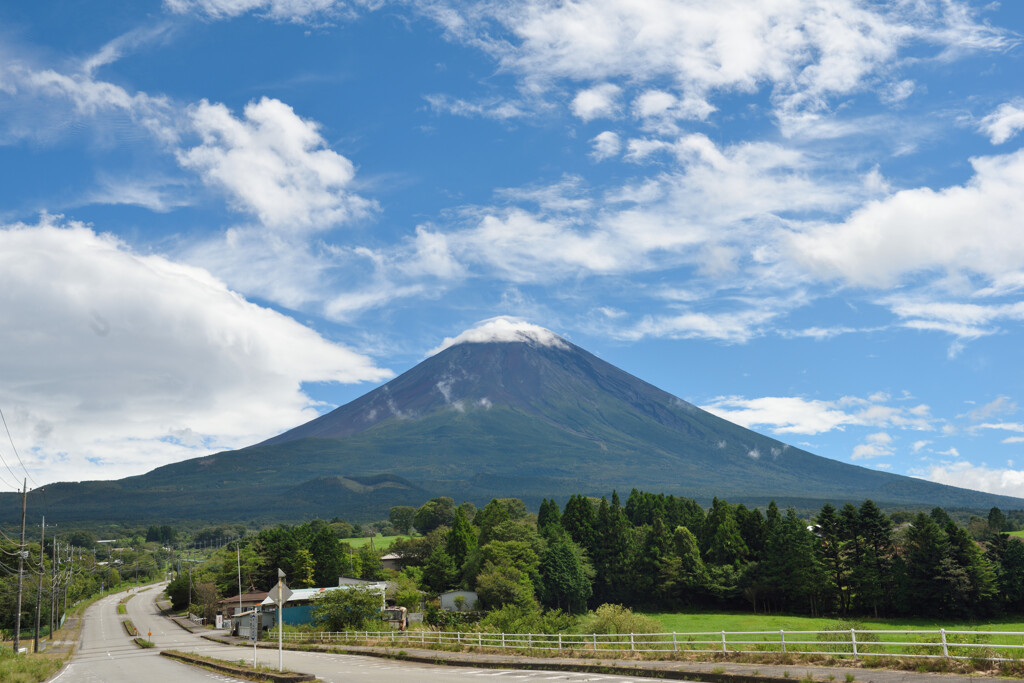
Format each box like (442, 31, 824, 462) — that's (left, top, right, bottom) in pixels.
(275, 568, 292, 672)
(251, 608, 259, 668)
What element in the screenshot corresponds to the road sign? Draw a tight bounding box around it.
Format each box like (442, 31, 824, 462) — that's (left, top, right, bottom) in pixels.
(275, 582, 292, 605)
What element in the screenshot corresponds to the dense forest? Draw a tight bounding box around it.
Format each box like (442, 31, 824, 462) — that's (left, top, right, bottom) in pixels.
(170, 490, 1024, 627)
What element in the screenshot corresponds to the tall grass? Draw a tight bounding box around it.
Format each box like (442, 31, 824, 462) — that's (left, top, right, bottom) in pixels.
(0, 647, 62, 683)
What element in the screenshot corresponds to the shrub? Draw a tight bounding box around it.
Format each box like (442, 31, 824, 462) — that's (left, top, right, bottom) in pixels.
(575, 604, 662, 637)
(478, 604, 576, 635)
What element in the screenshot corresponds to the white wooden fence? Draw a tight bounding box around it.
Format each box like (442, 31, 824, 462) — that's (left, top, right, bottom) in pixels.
(270, 628, 1024, 662)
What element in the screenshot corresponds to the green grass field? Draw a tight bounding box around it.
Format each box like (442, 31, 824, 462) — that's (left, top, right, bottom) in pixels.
(1008, 530, 1024, 538)
(648, 611, 1024, 634)
(338, 534, 407, 549)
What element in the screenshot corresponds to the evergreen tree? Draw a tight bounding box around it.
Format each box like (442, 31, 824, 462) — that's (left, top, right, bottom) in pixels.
(592, 495, 636, 604)
(422, 545, 459, 593)
(852, 499, 894, 616)
(539, 530, 593, 613)
(562, 494, 598, 554)
(537, 498, 562, 535)
(815, 502, 850, 614)
(476, 499, 513, 546)
(445, 506, 477, 571)
(658, 526, 709, 607)
(702, 498, 748, 566)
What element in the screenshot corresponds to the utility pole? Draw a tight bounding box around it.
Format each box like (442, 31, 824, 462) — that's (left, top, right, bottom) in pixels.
(13, 479, 27, 654)
(50, 538, 58, 637)
(33, 516, 44, 652)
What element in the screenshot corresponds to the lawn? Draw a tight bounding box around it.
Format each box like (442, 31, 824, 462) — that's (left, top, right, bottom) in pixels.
(338, 534, 407, 549)
(1008, 530, 1024, 538)
(647, 611, 1024, 655)
(648, 611, 1024, 634)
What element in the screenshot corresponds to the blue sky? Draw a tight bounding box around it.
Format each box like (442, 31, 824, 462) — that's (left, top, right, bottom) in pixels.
(1, 0, 1024, 500)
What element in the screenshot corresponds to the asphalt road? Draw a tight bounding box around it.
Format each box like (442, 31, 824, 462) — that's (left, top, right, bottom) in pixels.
(52, 583, 658, 682)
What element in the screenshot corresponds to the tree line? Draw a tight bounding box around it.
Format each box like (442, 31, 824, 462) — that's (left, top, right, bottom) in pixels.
(388, 490, 1024, 620)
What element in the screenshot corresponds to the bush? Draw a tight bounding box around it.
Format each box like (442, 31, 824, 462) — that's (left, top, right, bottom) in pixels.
(165, 574, 190, 611)
(478, 604, 576, 635)
(311, 587, 382, 631)
(575, 604, 662, 636)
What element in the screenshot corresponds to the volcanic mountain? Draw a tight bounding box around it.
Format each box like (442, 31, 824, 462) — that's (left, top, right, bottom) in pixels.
(6, 321, 1024, 523)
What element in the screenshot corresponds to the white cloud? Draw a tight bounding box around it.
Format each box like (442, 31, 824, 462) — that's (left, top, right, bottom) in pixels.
(0, 217, 391, 485)
(621, 308, 778, 344)
(919, 461, 1024, 498)
(789, 149, 1024, 288)
(702, 393, 933, 435)
(851, 432, 893, 460)
(912, 440, 930, 453)
(590, 131, 621, 161)
(424, 94, 528, 120)
(571, 83, 621, 121)
(164, 0, 342, 21)
(885, 297, 1024, 340)
(429, 316, 568, 355)
(426, 0, 1011, 126)
(979, 99, 1024, 144)
(178, 97, 373, 230)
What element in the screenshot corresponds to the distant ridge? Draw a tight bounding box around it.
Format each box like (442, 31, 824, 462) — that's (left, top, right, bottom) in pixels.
(2, 319, 1022, 523)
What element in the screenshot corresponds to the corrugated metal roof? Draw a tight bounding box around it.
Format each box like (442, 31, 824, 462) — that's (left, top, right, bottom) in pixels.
(261, 583, 387, 605)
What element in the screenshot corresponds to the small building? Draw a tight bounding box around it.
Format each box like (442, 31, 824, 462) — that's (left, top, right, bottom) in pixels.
(262, 583, 388, 626)
(380, 552, 403, 571)
(439, 590, 478, 612)
(218, 591, 269, 636)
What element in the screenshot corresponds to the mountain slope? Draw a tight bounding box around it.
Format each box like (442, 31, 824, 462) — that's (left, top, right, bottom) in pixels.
(3, 326, 1022, 524)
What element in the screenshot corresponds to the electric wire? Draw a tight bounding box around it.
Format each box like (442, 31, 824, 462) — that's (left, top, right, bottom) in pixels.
(0, 405, 36, 487)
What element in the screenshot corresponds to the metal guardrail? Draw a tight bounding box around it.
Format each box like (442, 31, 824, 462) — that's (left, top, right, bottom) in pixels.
(270, 628, 1024, 662)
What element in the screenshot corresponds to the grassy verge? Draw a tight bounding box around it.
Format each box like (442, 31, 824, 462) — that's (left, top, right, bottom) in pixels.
(0, 648, 62, 683)
(161, 649, 313, 682)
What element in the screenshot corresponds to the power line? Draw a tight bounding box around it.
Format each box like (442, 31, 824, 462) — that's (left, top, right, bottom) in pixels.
(0, 406, 36, 487)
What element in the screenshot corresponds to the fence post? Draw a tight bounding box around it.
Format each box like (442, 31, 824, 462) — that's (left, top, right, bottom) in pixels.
(673, 632, 678, 652)
(528, 633, 532, 650)
(941, 628, 949, 658)
(502, 632, 506, 649)
(630, 633, 635, 651)
(558, 633, 563, 652)
(851, 629, 858, 661)
(593, 633, 597, 651)
(722, 631, 727, 654)
(781, 629, 786, 653)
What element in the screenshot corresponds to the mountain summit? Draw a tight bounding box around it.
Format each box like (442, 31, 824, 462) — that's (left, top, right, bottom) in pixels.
(253, 317, 1018, 512)
(7, 319, 1024, 523)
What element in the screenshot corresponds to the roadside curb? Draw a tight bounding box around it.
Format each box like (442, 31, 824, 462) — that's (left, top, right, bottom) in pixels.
(207, 636, 998, 683)
(160, 650, 314, 682)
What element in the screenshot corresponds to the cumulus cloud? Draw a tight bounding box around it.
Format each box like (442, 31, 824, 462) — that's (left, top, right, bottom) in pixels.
(423, 0, 1011, 125)
(851, 432, 894, 460)
(178, 97, 373, 230)
(919, 461, 1024, 498)
(789, 149, 1024, 288)
(702, 394, 933, 435)
(979, 99, 1024, 144)
(590, 131, 622, 161)
(0, 217, 391, 484)
(428, 316, 568, 355)
(571, 83, 621, 121)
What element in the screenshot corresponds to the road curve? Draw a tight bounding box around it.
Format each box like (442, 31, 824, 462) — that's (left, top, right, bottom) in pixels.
(56, 583, 657, 683)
